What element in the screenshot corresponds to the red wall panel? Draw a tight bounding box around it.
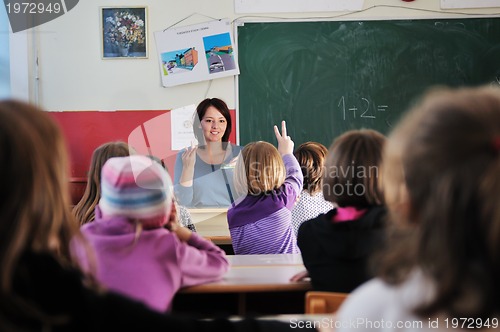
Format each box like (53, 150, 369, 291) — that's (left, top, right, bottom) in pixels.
(49, 110, 237, 180)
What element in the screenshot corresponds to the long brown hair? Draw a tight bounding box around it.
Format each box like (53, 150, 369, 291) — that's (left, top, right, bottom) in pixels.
(0, 100, 97, 329)
(379, 86, 500, 319)
(0, 100, 85, 289)
(73, 142, 130, 225)
(323, 129, 386, 208)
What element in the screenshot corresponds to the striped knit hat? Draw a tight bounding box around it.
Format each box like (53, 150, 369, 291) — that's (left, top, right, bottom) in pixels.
(99, 155, 173, 229)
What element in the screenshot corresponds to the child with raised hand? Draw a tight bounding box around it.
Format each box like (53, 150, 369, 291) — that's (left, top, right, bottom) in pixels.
(0, 98, 323, 332)
(336, 86, 500, 331)
(228, 121, 303, 255)
(75, 155, 228, 312)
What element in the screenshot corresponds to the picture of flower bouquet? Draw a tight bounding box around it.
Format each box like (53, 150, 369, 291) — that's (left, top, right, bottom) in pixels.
(101, 7, 147, 59)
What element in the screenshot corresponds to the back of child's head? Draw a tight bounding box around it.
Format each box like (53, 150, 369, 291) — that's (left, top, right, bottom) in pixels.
(234, 141, 285, 196)
(379, 85, 500, 319)
(0, 99, 80, 291)
(384, 86, 500, 227)
(99, 155, 173, 229)
(323, 129, 386, 208)
(90, 142, 131, 185)
(74, 141, 131, 225)
(294, 141, 328, 194)
(383, 86, 500, 268)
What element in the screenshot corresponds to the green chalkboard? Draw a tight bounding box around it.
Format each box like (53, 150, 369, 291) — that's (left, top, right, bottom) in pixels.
(237, 18, 500, 147)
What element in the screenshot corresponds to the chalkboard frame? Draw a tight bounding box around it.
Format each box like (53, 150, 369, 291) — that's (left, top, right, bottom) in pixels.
(235, 16, 500, 147)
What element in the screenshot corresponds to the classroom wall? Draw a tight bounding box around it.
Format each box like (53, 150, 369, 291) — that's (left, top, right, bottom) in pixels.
(34, 0, 499, 111)
(29, 0, 498, 205)
(49, 109, 237, 177)
(0, 9, 9, 98)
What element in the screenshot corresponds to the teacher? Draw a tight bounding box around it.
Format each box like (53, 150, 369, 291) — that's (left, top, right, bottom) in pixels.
(174, 98, 242, 207)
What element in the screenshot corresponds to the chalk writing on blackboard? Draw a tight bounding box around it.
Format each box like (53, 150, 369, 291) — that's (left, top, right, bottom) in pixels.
(238, 18, 500, 146)
(434, 21, 466, 29)
(338, 96, 389, 121)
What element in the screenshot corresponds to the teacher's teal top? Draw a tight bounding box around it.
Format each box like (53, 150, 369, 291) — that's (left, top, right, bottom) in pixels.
(173, 144, 242, 207)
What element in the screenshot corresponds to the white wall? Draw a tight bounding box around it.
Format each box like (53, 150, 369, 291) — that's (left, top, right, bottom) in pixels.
(34, 0, 499, 110)
(0, 8, 10, 99)
(1, 7, 30, 101)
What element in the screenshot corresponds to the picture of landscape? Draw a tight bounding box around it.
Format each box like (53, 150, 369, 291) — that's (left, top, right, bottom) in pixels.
(202, 33, 236, 74)
(160, 47, 198, 76)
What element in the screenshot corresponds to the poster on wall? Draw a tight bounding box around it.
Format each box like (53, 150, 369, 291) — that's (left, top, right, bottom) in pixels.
(154, 19, 239, 87)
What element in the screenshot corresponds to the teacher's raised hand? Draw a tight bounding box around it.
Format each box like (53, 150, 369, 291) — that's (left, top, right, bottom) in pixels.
(181, 141, 198, 169)
(178, 141, 197, 188)
(274, 120, 294, 156)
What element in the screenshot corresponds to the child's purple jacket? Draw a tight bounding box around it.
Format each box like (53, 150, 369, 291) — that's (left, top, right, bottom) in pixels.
(75, 215, 229, 312)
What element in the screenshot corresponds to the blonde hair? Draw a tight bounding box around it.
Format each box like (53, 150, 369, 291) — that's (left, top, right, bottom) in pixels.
(234, 141, 286, 196)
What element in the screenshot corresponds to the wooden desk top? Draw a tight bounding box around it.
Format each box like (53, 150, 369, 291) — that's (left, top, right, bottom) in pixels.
(187, 207, 228, 214)
(206, 235, 232, 245)
(188, 208, 230, 238)
(180, 254, 309, 294)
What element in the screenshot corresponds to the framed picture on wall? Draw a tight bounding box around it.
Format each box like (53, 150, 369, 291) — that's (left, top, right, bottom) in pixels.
(100, 6, 148, 59)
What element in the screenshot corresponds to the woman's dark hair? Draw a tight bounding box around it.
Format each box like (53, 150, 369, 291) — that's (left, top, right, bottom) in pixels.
(192, 98, 232, 149)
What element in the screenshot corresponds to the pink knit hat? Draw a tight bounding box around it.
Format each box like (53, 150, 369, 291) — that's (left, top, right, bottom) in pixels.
(99, 155, 173, 229)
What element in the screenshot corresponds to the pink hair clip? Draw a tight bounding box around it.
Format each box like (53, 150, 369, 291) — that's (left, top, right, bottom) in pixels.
(494, 137, 500, 152)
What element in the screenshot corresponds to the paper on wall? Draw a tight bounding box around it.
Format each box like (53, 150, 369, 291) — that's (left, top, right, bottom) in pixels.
(171, 104, 197, 150)
(154, 19, 239, 87)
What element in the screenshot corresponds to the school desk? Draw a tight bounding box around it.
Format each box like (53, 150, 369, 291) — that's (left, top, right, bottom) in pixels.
(188, 207, 230, 238)
(227, 253, 304, 267)
(173, 254, 311, 316)
(189, 208, 234, 253)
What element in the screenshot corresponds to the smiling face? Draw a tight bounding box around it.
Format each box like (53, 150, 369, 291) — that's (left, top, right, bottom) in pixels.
(200, 106, 228, 143)
(193, 98, 232, 146)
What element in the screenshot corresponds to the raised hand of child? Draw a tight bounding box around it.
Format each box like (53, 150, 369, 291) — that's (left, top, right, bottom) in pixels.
(274, 120, 294, 156)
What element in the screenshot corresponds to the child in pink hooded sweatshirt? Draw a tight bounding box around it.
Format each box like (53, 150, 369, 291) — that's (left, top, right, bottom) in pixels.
(76, 155, 228, 312)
